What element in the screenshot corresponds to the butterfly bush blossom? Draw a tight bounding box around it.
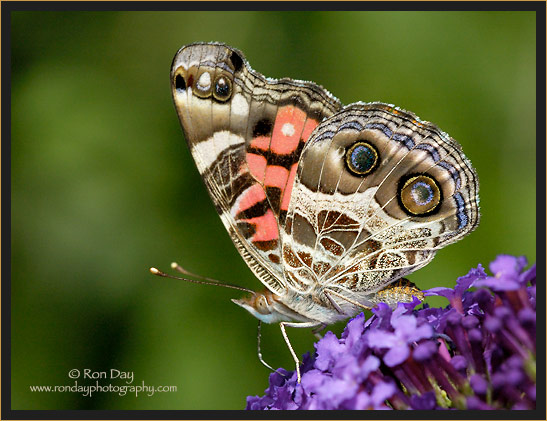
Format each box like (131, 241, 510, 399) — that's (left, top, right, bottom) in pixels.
(246, 255, 536, 410)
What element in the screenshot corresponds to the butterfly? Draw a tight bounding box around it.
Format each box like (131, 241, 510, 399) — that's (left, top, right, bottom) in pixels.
(160, 42, 480, 382)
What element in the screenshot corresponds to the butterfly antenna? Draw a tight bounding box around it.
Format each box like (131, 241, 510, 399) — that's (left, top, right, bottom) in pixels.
(149, 264, 256, 295)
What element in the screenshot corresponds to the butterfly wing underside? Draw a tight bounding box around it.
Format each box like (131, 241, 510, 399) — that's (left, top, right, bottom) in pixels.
(281, 103, 480, 306)
(170, 42, 342, 295)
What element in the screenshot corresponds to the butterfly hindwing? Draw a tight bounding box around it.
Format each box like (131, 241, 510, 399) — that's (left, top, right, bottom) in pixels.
(282, 103, 480, 305)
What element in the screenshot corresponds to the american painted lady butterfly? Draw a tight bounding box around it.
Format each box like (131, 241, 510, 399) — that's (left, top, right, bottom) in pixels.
(161, 42, 480, 382)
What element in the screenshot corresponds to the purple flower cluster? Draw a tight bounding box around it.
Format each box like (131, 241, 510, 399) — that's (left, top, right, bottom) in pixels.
(246, 255, 536, 410)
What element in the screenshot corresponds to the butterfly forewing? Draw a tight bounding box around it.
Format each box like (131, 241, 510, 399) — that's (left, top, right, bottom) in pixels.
(171, 43, 342, 295)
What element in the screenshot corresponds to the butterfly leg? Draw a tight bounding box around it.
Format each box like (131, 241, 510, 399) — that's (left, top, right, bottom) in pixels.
(256, 321, 286, 378)
(279, 321, 322, 383)
(311, 323, 328, 340)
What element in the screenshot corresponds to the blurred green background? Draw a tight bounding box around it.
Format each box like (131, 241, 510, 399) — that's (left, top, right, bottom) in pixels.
(11, 11, 536, 410)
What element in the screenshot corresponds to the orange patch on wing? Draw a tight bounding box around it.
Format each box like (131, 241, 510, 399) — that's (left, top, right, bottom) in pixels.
(246, 152, 267, 182)
(237, 184, 266, 214)
(301, 118, 319, 142)
(244, 209, 279, 242)
(280, 163, 298, 211)
(264, 165, 289, 189)
(270, 106, 307, 155)
(250, 136, 271, 151)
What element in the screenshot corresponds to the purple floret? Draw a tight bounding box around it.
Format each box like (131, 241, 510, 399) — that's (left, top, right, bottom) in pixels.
(246, 255, 536, 410)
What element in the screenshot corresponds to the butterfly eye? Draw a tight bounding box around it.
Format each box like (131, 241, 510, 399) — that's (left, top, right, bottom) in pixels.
(398, 174, 442, 216)
(213, 76, 232, 102)
(254, 295, 270, 315)
(345, 141, 379, 176)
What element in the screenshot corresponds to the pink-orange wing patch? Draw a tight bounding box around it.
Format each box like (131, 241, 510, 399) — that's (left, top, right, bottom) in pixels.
(280, 163, 299, 212)
(246, 152, 267, 182)
(243, 209, 278, 243)
(236, 183, 267, 216)
(265, 165, 289, 190)
(246, 105, 319, 214)
(301, 118, 319, 142)
(237, 105, 319, 249)
(269, 106, 306, 155)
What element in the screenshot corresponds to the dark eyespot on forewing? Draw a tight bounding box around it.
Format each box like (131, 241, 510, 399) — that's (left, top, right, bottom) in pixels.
(175, 74, 186, 91)
(213, 75, 232, 102)
(230, 50, 244, 73)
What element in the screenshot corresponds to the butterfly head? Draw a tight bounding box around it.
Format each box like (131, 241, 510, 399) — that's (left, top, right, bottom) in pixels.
(232, 290, 304, 324)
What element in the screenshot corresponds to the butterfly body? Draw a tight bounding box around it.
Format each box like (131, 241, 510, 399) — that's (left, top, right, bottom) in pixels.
(169, 42, 480, 379)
